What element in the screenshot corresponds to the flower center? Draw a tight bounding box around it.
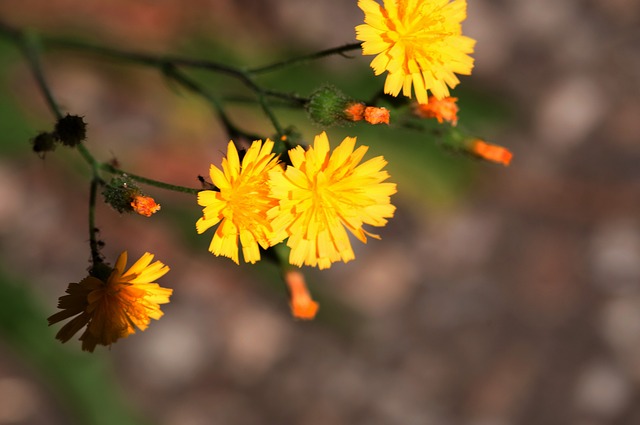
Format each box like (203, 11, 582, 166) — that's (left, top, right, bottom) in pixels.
(227, 176, 271, 225)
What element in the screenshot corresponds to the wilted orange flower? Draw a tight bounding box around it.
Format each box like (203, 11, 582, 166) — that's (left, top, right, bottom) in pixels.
(284, 269, 319, 320)
(48, 251, 171, 352)
(356, 0, 475, 104)
(469, 139, 513, 166)
(364, 106, 390, 124)
(414, 96, 459, 125)
(131, 195, 161, 217)
(196, 139, 282, 264)
(269, 132, 397, 269)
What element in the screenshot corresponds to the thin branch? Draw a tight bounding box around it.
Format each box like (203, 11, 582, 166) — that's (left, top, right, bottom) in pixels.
(247, 42, 362, 75)
(99, 163, 201, 194)
(88, 178, 102, 265)
(17, 32, 64, 120)
(162, 64, 259, 141)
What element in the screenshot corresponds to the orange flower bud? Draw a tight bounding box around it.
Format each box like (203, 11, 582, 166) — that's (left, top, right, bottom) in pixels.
(364, 106, 390, 125)
(131, 195, 161, 217)
(469, 139, 513, 166)
(344, 102, 366, 121)
(284, 270, 319, 320)
(413, 96, 459, 126)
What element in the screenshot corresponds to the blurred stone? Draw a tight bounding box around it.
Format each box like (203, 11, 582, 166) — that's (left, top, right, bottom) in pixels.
(0, 377, 39, 423)
(589, 217, 640, 294)
(464, 343, 539, 424)
(164, 392, 260, 425)
(332, 245, 419, 316)
(127, 310, 210, 390)
(465, 2, 514, 76)
(600, 296, 640, 381)
(536, 76, 607, 152)
(602, 99, 640, 149)
(511, 0, 577, 41)
(223, 306, 290, 381)
(425, 208, 501, 274)
(273, 0, 358, 47)
(0, 162, 25, 235)
(2, 1, 640, 424)
(574, 361, 631, 419)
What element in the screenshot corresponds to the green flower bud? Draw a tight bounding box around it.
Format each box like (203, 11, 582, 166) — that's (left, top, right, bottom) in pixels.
(102, 176, 142, 213)
(306, 85, 352, 127)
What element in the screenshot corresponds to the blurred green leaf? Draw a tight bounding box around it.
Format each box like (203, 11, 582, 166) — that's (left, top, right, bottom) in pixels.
(0, 265, 147, 425)
(0, 40, 35, 156)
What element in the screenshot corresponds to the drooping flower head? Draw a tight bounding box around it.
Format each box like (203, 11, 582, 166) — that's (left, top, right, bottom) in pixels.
(48, 251, 172, 352)
(269, 132, 397, 269)
(196, 139, 282, 264)
(413, 96, 459, 125)
(284, 269, 319, 320)
(356, 0, 475, 104)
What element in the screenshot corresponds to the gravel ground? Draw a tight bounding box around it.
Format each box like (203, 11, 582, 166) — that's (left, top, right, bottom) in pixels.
(1, 1, 640, 424)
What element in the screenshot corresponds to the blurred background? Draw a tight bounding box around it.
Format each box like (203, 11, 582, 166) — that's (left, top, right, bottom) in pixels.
(1, 1, 640, 424)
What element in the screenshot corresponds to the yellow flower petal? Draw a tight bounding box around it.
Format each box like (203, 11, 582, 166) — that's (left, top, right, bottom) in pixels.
(269, 133, 396, 269)
(357, 0, 475, 104)
(196, 140, 282, 263)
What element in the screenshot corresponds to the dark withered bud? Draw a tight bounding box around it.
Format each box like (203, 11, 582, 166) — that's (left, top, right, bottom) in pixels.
(31, 132, 57, 157)
(54, 114, 87, 147)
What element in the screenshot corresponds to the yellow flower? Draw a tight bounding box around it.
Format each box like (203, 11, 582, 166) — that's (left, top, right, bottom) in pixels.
(196, 139, 282, 264)
(356, 0, 475, 104)
(269, 132, 397, 269)
(48, 251, 171, 352)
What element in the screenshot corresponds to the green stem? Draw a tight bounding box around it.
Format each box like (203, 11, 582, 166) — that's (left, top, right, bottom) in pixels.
(247, 42, 362, 74)
(39, 33, 335, 134)
(262, 89, 308, 106)
(76, 143, 98, 168)
(99, 163, 201, 194)
(3, 24, 360, 139)
(88, 178, 102, 265)
(18, 31, 64, 120)
(9, 25, 205, 196)
(44, 36, 242, 78)
(162, 65, 261, 142)
(41, 35, 276, 102)
(257, 92, 283, 137)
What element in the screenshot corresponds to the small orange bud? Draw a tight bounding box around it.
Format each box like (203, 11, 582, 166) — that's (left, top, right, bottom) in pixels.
(344, 102, 366, 121)
(284, 270, 319, 320)
(364, 106, 390, 125)
(413, 96, 459, 126)
(469, 139, 513, 166)
(131, 195, 161, 217)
